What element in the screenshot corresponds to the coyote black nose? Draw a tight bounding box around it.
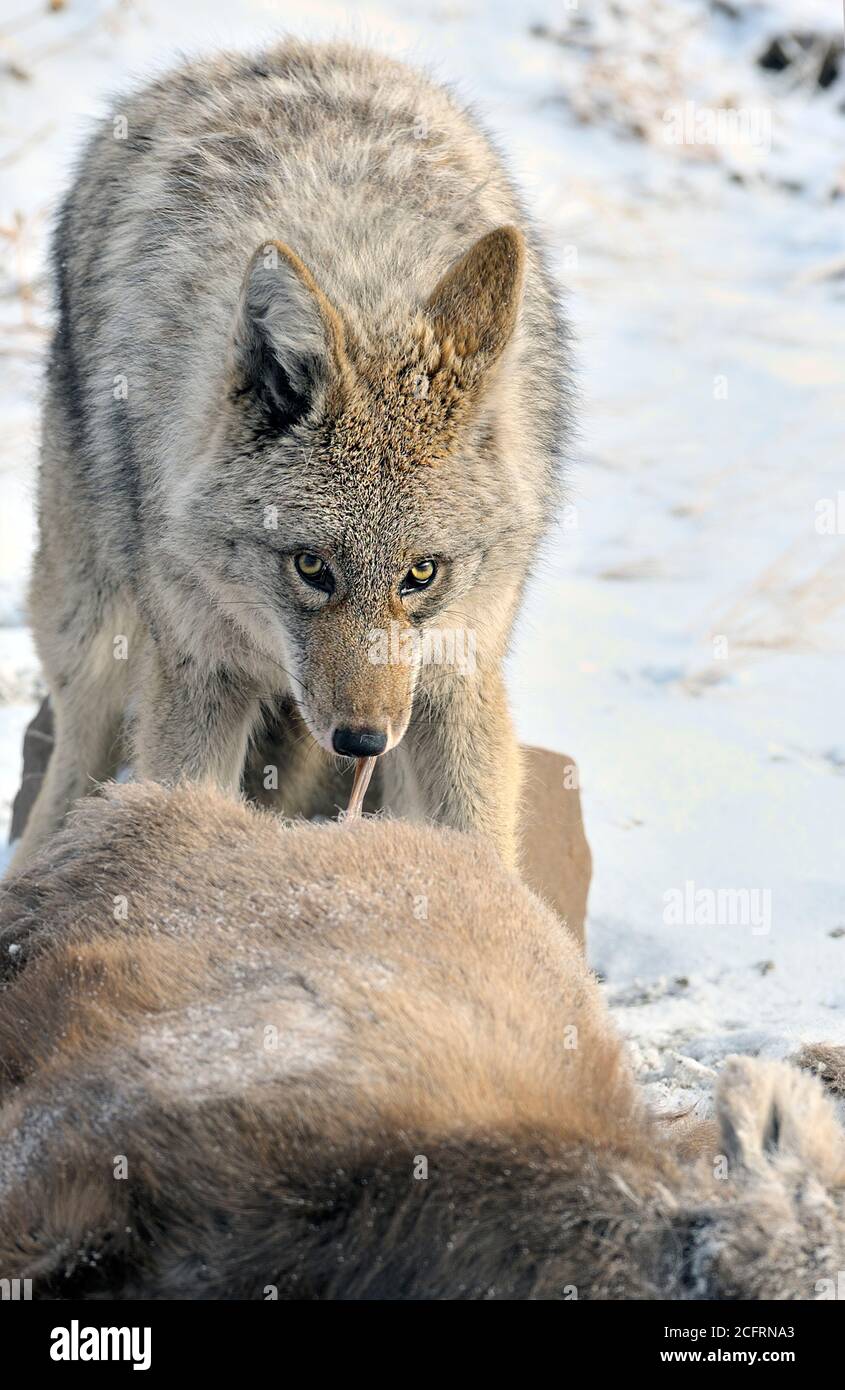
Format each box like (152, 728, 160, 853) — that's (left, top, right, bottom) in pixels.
(332, 726, 388, 758)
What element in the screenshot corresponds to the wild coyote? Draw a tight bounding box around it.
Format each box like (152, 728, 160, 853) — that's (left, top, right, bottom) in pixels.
(13, 40, 569, 872)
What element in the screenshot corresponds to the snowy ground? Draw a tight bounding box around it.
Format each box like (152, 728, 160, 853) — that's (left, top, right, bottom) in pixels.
(1, 0, 843, 1114)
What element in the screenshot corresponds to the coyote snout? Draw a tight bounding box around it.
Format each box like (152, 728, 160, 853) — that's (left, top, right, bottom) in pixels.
(332, 727, 387, 757)
(295, 604, 416, 757)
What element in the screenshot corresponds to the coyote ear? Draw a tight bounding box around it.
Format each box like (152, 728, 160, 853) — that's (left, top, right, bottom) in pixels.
(234, 241, 347, 430)
(424, 226, 525, 377)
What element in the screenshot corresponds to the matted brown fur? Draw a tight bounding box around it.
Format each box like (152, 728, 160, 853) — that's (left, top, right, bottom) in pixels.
(1, 783, 844, 1299)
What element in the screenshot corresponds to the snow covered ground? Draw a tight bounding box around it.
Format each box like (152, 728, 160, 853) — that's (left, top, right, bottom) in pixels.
(1, 0, 843, 1113)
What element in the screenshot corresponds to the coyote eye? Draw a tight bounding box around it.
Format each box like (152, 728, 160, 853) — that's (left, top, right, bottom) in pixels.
(401, 558, 437, 594)
(294, 552, 334, 593)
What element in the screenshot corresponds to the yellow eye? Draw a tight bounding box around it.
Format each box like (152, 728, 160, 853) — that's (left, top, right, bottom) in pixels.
(402, 558, 437, 592)
(295, 552, 324, 579)
(294, 552, 334, 593)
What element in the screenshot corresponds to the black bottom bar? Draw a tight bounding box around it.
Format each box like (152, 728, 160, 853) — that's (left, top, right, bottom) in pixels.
(0, 1297, 838, 1376)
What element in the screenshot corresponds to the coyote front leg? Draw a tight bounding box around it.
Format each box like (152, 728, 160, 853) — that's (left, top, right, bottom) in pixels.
(406, 668, 522, 869)
(8, 681, 123, 875)
(134, 647, 260, 792)
(8, 604, 128, 874)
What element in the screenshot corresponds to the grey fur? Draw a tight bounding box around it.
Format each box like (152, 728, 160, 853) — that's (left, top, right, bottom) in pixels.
(13, 39, 570, 871)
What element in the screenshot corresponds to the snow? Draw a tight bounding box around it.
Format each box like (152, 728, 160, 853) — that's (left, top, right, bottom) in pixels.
(1, 0, 843, 1114)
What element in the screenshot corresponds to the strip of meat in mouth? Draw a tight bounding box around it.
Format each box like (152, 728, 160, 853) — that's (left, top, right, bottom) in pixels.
(345, 755, 376, 820)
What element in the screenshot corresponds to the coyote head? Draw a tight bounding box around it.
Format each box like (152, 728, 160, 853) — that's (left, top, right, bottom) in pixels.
(171, 227, 526, 756)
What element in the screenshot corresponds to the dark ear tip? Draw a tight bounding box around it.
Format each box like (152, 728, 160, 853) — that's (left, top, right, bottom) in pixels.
(489, 224, 524, 252)
(470, 225, 526, 324)
(480, 225, 525, 275)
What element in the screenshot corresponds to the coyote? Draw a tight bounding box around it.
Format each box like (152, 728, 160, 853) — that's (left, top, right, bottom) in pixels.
(1, 781, 843, 1299)
(13, 39, 569, 872)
